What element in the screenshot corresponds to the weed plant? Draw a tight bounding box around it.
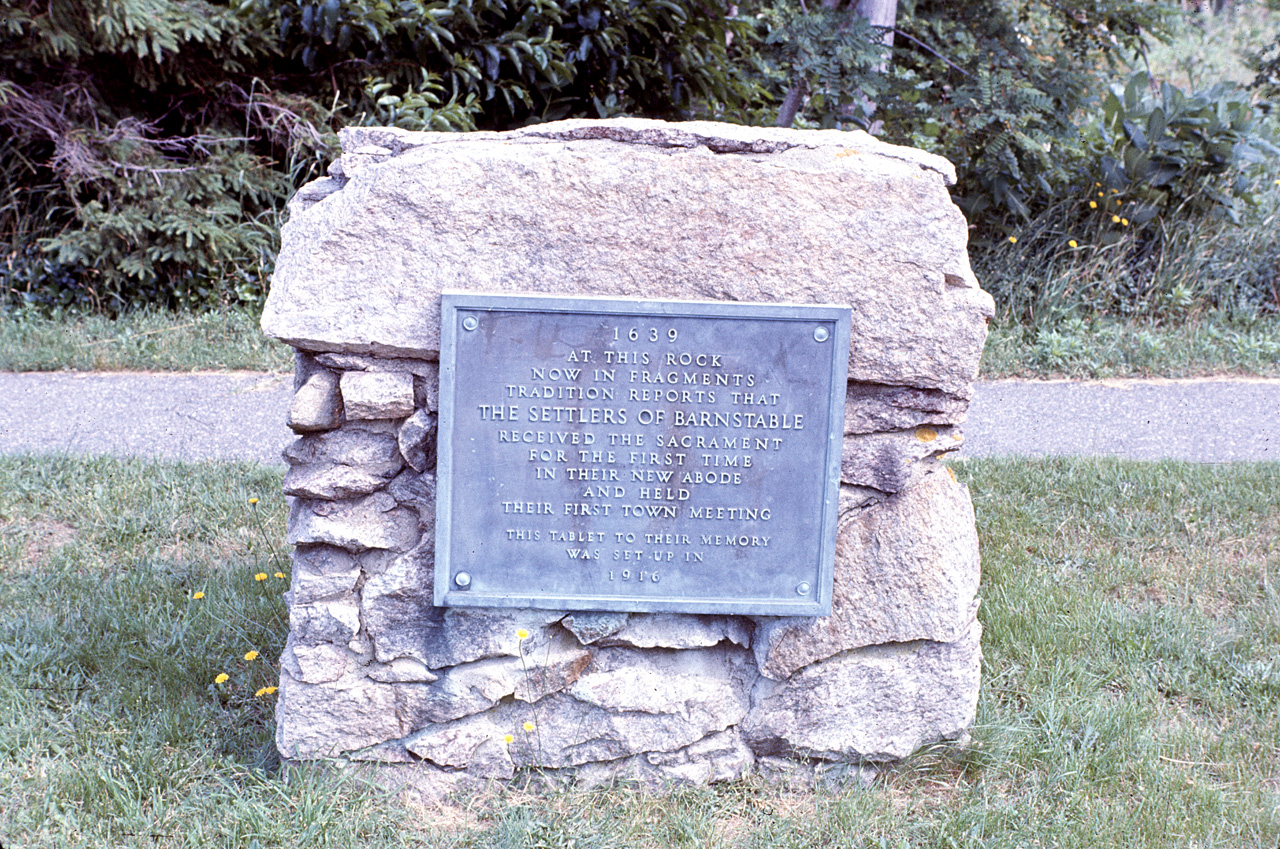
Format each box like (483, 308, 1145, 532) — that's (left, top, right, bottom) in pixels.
(1, 454, 1277, 847)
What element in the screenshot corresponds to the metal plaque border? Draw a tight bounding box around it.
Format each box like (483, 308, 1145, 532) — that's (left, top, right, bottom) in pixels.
(435, 291, 850, 616)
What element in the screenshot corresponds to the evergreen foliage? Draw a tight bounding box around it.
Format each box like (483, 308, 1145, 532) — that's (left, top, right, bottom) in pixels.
(0, 0, 1276, 317)
(0, 0, 754, 312)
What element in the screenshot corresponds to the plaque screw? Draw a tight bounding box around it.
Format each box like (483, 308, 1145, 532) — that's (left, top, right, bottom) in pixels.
(797, 581, 811, 596)
(813, 326, 830, 342)
(454, 571, 472, 588)
(462, 315, 479, 331)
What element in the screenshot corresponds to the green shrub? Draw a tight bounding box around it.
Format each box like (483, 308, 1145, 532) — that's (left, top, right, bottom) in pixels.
(0, 0, 333, 312)
(1094, 72, 1279, 227)
(0, 0, 763, 312)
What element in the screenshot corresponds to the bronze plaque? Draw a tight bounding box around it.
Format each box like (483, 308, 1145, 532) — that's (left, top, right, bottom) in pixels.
(435, 293, 849, 615)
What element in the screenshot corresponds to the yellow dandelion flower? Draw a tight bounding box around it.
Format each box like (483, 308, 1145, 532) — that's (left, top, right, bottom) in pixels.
(1111, 189, 1119, 193)
(1121, 218, 1129, 226)
(1275, 178, 1280, 185)
(1089, 201, 1097, 209)
(523, 721, 535, 732)
(254, 573, 268, 581)
(264, 686, 278, 695)
(192, 591, 205, 600)
(275, 572, 285, 579)
(516, 629, 530, 640)
(1095, 182, 1102, 187)
(1097, 192, 1104, 197)
(1116, 199, 1122, 206)
(249, 497, 259, 505)
(1068, 240, 1078, 248)
(215, 673, 229, 684)
(244, 650, 259, 661)
(1112, 215, 1121, 223)
(1007, 236, 1017, 244)
(255, 687, 267, 697)
(504, 734, 515, 744)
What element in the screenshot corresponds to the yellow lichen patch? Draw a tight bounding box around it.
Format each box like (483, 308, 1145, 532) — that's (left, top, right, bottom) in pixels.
(915, 427, 938, 442)
(835, 149, 860, 158)
(947, 467, 957, 483)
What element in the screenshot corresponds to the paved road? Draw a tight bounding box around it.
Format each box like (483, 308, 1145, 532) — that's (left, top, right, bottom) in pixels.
(0, 372, 1277, 465)
(0, 371, 295, 467)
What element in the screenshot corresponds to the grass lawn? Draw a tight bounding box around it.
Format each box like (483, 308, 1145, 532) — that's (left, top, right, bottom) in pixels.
(3, 306, 1279, 381)
(0, 308, 294, 373)
(0, 455, 1276, 847)
(982, 318, 1280, 379)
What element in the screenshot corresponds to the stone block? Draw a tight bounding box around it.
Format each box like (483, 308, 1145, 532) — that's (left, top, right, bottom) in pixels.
(287, 493, 420, 553)
(340, 371, 415, 420)
(283, 422, 404, 500)
(561, 612, 630, 644)
(290, 563, 360, 605)
(843, 382, 970, 435)
(275, 671, 437, 759)
(405, 645, 754, 771)
(386, 470, 436, 525)
(397, 408, 437, 472)
(362, 538, 435, 665)
(414, 608, 569, 670)
(292, 544, 358, 575)
(403, 632, 591, 724)
(742, 620, 982, 762)
(840, 426, 964, 494)
(262, 119, 993, 396)
(753, 468, 980, 680)
(281, 636, 352, 684)
(315, 353, 439, 381)
(366, 657, 439, 684)
(288, 369, 343, 432)
(290, 596, 361, 646)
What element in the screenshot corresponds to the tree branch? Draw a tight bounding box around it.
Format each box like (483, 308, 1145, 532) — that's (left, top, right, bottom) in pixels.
(891, 28, 971, 77)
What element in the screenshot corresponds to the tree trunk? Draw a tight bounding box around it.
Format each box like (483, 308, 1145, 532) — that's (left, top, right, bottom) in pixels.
(774, 0, 899, 129)
(854, 0, 898, 52)
(775, 78, 808, 127)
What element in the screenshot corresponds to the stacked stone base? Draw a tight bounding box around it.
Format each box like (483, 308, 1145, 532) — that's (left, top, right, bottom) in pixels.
(275, 349, 982, 795)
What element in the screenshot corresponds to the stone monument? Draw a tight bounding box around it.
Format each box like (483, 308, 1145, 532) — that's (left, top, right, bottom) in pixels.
(261, 118, 994, 795)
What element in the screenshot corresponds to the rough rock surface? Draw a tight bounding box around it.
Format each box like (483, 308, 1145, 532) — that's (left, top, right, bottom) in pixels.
(414, 608, 570, 670)
(276, 672, 439, 759)
(288, 369, 343, 432)
(362, 539, 436, 664)
(281, 638, 353, 684)
(743, 620, 982, 762)
(287, 493, 419, 552)
(598, 614, 752, 650)
(840, 426, 964, 494)
(753, 468, 981, 679)
(283, 423, 405, 499)
(573, 729, 755, 788)
(843, 382, 970, 435)
(263, 118, 993, 396)
(397, 409, 437, 472)
(339, 371, 415, 420)
(404, 646, 755, 771)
